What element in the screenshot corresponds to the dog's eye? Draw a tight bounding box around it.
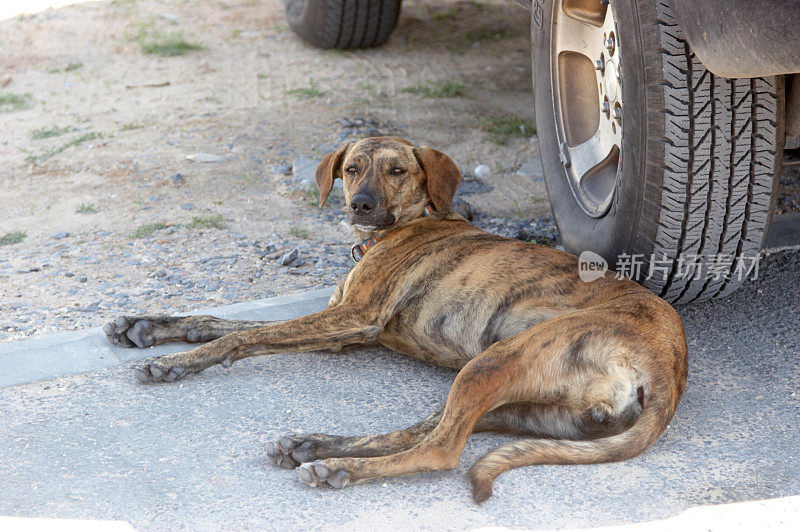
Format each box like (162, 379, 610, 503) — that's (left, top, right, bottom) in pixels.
(391, 167, 405, 175)
(345, 166, 357, 174)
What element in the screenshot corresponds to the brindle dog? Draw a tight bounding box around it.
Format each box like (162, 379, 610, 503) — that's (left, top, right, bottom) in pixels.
(105, 137, 687, 502)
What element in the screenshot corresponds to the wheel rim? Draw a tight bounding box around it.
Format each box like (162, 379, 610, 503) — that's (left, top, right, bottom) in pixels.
(550, 0, 623, 218)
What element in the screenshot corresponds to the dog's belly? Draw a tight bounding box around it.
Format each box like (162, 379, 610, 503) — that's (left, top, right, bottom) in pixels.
(379, 299, 570, 369)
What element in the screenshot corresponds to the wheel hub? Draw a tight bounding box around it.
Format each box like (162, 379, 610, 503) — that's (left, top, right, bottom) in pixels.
(551, 0, 623, 217)
(602, 52, 620, 102)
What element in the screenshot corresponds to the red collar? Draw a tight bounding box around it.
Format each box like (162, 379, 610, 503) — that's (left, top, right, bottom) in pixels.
(350, 204, 435, 263)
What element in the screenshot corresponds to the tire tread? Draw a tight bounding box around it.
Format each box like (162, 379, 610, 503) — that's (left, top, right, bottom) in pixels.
(286, 0, 401, 49)
(637, 0, 782, 304)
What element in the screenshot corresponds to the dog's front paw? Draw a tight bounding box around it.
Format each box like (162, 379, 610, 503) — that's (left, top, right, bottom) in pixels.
(131, 355, 192, 383)
(104, 316, 156, 348)
(266, 436, 317, 469)
(298, 460, 352, 489)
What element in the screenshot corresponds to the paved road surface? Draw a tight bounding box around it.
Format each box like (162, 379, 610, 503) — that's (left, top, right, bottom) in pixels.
(0, 250, 798, 530)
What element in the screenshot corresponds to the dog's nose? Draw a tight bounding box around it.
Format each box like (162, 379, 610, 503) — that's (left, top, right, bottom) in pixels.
(350, 193, 375, 215)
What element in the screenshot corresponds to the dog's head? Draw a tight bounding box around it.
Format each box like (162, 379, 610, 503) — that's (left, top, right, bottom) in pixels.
(315, 137, 461, 233)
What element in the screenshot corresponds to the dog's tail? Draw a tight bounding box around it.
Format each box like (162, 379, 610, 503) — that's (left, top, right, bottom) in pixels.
(467, 387, 676, 503)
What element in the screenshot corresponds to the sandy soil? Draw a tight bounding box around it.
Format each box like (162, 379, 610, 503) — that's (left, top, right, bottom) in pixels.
(0, 0, 547, 342)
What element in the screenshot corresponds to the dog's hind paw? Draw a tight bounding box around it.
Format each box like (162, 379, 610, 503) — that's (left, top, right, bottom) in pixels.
(266, 436, 316, 469)
(298, 461, 351, 489)
(104, 316, 155, 348)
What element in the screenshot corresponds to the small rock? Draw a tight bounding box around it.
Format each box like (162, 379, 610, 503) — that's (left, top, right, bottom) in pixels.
(159, 13, 179, 24)
(291, 158, 319, 186)
(186, 153, 225, 163)
(154, 269, 167, 278)
(78, 276, 88, 283)
(51, 230, 70, 240)
(280, 248, 299, 266)
(254, 241, 276, 253)
(456, 179, 493, 196)
(474, 165, 490, 179)
(170, 173, 184, 184)
(164, 227, 176, 235)
(270, 163, 292, 175)
(516, 158, 543, 179)
(181, 203, 195, 211)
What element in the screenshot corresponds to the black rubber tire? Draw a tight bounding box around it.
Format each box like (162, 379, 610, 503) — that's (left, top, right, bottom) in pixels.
(285, 0, 402, 49)
(532, 0, 784, 304)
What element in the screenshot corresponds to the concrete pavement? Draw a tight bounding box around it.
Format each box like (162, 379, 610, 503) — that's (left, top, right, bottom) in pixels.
(0, 249, 798, 530)
(0, 287, 335, 388)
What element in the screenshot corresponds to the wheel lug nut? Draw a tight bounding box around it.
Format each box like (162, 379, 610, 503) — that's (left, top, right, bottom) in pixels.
(595, 58, 605, 71)
(606, 35, 615, 55)
(602, 101, 610, 116)
(613, 106, 622, 121)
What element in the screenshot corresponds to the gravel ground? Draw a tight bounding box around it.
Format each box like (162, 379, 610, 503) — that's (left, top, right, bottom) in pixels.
(0, 193, 559, 342)
(0, 191, 560, 343)
(0, 0, 549, 343)
(777, 151, 800, 214)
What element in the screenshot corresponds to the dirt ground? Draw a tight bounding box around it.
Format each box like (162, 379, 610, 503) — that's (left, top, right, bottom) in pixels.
(0, 0, 548, 342)
(2, 0, 796, 344)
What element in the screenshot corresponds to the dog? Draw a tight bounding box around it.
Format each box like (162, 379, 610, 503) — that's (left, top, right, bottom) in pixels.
(104, 136, 687, 502)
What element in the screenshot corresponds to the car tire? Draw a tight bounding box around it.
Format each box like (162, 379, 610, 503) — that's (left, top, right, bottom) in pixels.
(285, 0, 402, 49)
(531, 0, 784, 304)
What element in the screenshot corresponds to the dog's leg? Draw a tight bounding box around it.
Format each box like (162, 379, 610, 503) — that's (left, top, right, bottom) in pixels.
(267, 401, 540, 467)
(267, 405, 446, 468)
(108, 278, 351, 348)
(130, 307, 381, 383)
(104, 315, 281, 348)
(326, 278, 347, 309)
(295, 343, 523, 489)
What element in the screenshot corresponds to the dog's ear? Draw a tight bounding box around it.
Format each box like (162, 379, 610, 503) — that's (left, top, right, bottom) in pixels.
(415, 146, 462, 213)
(315, 143, 349, 208)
